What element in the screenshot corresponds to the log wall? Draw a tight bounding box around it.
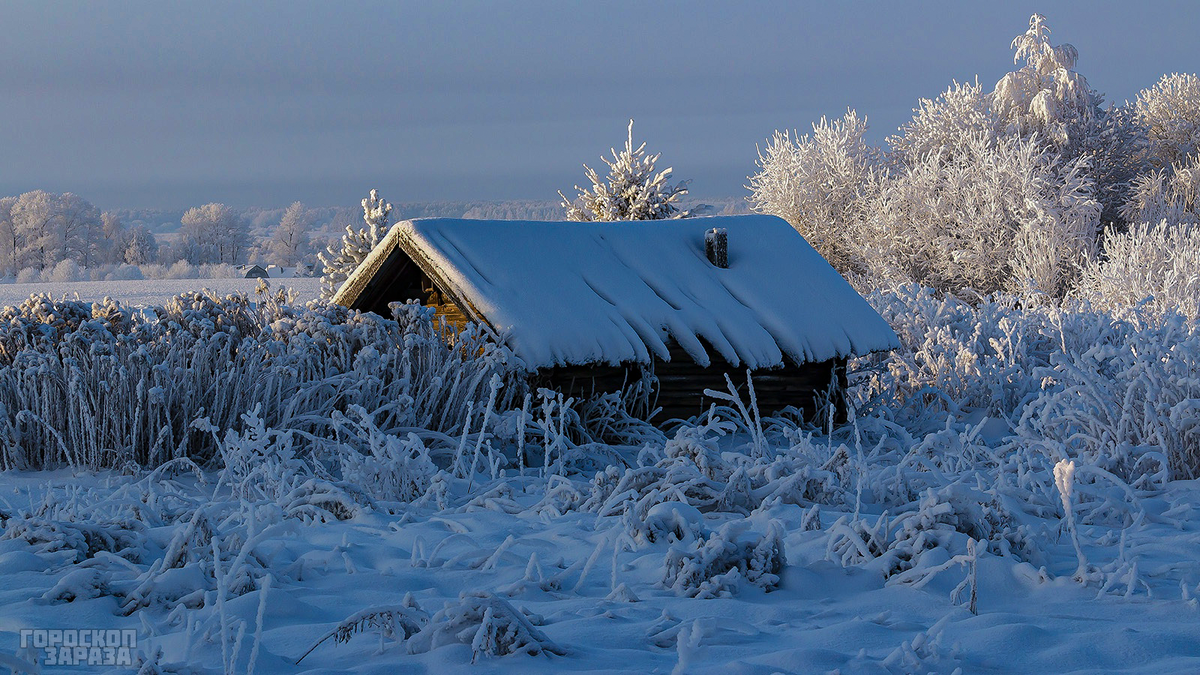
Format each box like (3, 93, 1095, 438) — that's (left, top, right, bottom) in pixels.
(535, 343, 846, 425)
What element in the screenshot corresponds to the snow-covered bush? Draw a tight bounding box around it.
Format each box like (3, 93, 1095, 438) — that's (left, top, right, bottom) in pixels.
(747, 110, 883, 274)
(661, 520, 785, 598)
(406, 591, 564, 660)
(1135, 73, 1200, 169)
(876, 131, 1099, 297)
(888, 81, 996, 169)
(1075, 221, 1200, 320)
(1120, 155, 1200, 226)
(1018, 312, 1200, 480)
(48, 259, 84, 282)
(558, 120, 692, 222)
(319, 189, 392, 298)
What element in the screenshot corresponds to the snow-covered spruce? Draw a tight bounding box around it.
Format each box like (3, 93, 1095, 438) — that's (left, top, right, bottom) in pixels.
(558, 119, 692, 222)
(318, 189, 392, 299)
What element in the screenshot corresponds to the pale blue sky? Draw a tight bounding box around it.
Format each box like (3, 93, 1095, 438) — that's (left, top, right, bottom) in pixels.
(1, 1, 1196, 209)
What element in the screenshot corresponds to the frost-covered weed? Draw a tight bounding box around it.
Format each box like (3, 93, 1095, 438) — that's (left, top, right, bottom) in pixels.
(297, 595, 428, 663)
(662, 520, 785, 598)
(405, 591, 564, 660)
(0, 288, 525, 471)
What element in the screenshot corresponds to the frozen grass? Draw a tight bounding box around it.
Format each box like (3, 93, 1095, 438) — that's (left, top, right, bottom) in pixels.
(0, 279, 1197, 671)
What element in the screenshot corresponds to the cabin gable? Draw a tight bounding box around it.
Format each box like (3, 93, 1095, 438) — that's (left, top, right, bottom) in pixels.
(339, 243, 476, 331)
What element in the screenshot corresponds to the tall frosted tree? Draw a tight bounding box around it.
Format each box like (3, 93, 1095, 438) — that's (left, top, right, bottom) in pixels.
(747, 110, 884, 274)
(269, 201, 313, 266)
(558, 120, 691, 221)
(180, 203, 249, 264)
(123, 226, 158, 265)
(98, 212, 128, 266)
(8, 190, 101, 271)
(319, 189, 392, 299)
(0, 197, 16, 276)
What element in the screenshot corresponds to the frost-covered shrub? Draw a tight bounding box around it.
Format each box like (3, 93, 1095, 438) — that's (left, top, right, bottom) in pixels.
(48, 259, 83, 282)
(3, 515, 146, 564)
(1017, 313, 1200, 480)
(860, 285, 1065, 422)
(208, 409, 369, 522)
(1120, 156, 1200, 226)
(876, 132, 1099, 298)
(334, 407, 438, 504)
(887, 81, 999, 169)
(885, 485, 1035, 573)
(861, 281, 1200, 480)
(106, 263, 145, 281)
(1075, 221, 1200, 320)
(661, 520, 785, 598)
(747, 110, 883, 274)
(406, 591, 564, 660)
(15, 266, 42, 284)
(558, 120, 691, 222)
(1135, 73, 1200, 169)
(576, 415, 842, 533)
(642, 501, 707, 545)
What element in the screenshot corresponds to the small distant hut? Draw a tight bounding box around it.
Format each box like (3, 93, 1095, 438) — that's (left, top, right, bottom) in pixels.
(241, 264, 269, 279)
(333, 215, 898, 422)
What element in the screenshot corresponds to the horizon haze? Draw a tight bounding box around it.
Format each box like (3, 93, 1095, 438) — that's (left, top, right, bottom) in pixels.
(2, 1, 1197, 210)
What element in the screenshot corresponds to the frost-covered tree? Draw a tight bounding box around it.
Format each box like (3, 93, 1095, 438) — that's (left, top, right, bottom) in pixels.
(180, 203, 249, 265)
(269, 201, 312, 266)
(319, 189, 392, 299)
(877, 131, 1099, 297)
(123, 226, 158, 265)
(991, 13, 1143, 228)
(747, 110, 883, 273)
(558, 120, 691, 222)
(0, 196, 16, 276)
(8, 190, 101, 271)
(97, 211, 128, 266)
(992, 13, 1100, 149)
(1135, 73, 1200, 170)
(887, 80, 999, 169)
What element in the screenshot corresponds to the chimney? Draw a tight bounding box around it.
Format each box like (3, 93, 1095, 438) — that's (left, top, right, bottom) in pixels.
(705, 228, 728, 268)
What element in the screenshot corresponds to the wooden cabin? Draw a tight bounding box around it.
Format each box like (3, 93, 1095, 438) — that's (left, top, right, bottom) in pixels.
(333, 215, 898, 423)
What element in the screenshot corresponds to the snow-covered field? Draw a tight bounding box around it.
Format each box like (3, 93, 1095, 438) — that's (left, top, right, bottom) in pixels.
(0, 282, 1197, 673)
(0, 429, 1195, 672)
(0, 277, 323, 309)
(3, 463, 1200, 674)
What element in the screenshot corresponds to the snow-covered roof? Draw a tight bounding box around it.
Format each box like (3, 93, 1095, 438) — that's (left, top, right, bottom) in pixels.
(336, 215, 899, 370)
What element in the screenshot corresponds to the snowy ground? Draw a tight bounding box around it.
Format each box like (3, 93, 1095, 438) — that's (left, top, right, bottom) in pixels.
(0, 277, 323, 309)
(0, 439, 1198, 674)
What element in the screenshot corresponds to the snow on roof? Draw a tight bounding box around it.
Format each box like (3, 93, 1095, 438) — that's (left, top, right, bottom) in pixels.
(338, 215, 899, 370)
